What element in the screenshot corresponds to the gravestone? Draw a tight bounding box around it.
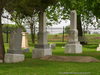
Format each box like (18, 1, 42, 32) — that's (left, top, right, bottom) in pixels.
(4, 28, 25, 63)
(23, 48, 30, 53)
(49, 43, 56, 49)
(65, 10, 82, 53)
(21, 32, 29, 49)
(32, 11, 52, 58)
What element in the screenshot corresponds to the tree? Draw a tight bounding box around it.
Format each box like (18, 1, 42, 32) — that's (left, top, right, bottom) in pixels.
(6, 0, 58, 45)
(65, 26, 70, 34)
(0, 0, 8, 62)
(59, 0, 100, 44)
(24, 14, 38, 44)
(86, 0, 100, 18)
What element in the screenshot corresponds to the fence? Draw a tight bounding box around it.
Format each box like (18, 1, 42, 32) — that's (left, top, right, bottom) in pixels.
(3, 27, 100, 45)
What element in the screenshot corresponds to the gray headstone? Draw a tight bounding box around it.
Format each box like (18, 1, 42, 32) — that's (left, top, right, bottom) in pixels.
(49, 43, 56, 49)
(8, 28, 23, 54)
(5, 28, 25, 63)
(65, 10, 82, 54)
(32, 11, 52, 58)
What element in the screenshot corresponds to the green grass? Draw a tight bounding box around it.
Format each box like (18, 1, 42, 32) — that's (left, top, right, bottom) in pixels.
(2, 33, 100, 75)
(2, 34, 100, 75)
(85, 34, 100, 44)
(0, 43, 100, 75)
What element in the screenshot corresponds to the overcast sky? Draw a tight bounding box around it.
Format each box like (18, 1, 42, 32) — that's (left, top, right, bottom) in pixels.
(52, 20, 70, 28)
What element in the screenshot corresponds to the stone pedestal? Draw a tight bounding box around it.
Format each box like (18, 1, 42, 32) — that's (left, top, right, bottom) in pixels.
(65, 10, 82, 54)
(4, 28, 25, 63)
(21, 32, 29, 49)
(65, 42, 82, 53)
(97, 44, 100, 51)
(33, 47, 51, 58)
(32, 11, 52, 58)
(32, 32, 52, 58)
(4, 54, 24, 63)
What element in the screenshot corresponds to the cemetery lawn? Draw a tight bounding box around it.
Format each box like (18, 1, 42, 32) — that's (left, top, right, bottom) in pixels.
(0, 43, 100, 75)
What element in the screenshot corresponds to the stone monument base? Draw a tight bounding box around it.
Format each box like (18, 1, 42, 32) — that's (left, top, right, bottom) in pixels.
(65, 43, 82, 53)
(97, 47, 100, 51)
(32, 48, 52, 58)
(4, 53, 25, 63)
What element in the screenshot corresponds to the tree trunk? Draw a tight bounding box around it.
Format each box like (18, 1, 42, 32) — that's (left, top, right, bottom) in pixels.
(6, 26, 9, 43)
(77, 15, 87, 45)
(30, 23, 35, 44)
(33, 25, 36, 42)
(0, 9, 5, 62)
(77, 15, 83, 36)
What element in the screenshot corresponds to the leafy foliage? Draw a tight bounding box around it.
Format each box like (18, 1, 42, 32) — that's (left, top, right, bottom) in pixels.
(86, 0, 100, 18)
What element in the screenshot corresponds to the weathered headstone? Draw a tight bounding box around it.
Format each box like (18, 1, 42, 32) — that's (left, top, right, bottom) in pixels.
(23, 48, 30, 53)
(32, 11, 52, 58)
(96, 20, 100, 51)
(65, 10, 82, 53)
(49, 43, 56, 49)
(21, 32, 29, 49)
(4, 28, 25, 63)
